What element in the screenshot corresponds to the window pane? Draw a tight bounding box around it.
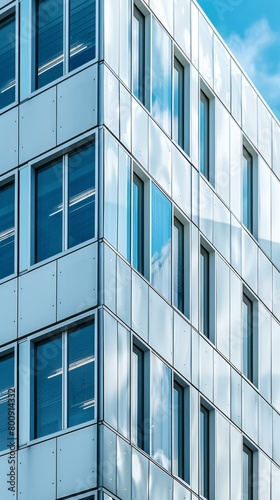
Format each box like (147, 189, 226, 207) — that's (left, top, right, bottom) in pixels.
(150, 354, 171, 470)
(131, 345, 145, 450)
(132, 174, 144, 274)
(68, 322, 95, 427)
(174, 217, 184, 312)
(0, 14, 16, 109)
(200, 91, 209, 179)
(200, 246, 209, 337)
(173, 382, 184, 479)
(243, 445, 253, 500)
(173, 58, 184, 148)
(152, 18, 172, 134)
(132, 6, 145, 104)
(36, 0, 63, 89)
(243, 294, 253, 381)
(151, 184, 171, 300)
(243, 148, 253, 232)
(200, 405, 209, 499)
(35, 159, 63, 263)
(35, 337, 62, 438)
(0, 354, 14, 451)
(0, 182, 14, 279)
(68, 143, 95, 248)
(69, 0, 96, 71)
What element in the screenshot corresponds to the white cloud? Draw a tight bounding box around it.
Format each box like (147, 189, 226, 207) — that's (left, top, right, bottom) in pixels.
(226, 19, 280, 117)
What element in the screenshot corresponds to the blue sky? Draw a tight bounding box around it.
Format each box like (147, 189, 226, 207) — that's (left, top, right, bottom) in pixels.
(197, 0, 280, 121)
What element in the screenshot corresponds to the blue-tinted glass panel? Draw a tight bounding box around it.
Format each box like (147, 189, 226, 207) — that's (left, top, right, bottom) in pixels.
(35, 337, 62, 438)
(68, 322, 95, 427)
(242, 148, 253, 232)
(200, 91, 209, 179)
(243, 445, 253, 500)
(69, 0, 96, 71)
(36, 0, 63, 89)
(0, 14, 15, 109)
(132, 6, 145, 104)
(151, 184, 171, 300)
(243, 294, 253, 382)
(200, 405, 209, 499)
(173, 58, 184, 148)
(152, 18, 171, 134)
(132, 174, 144, 275)
(173, 382, 184, 479)
(35, 159, 63, 263)
(118, 150, 131, 261)
(68, 143, 95, 248)
(131, 345, 145, 450)
(0, 182, 14, 280)
(200, 246, 209, 337)
(174, 217, 184, 313)
(0, 354, 14, 451)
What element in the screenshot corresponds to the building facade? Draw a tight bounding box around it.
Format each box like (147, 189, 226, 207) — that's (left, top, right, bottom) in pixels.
(0, 0, 280, 498)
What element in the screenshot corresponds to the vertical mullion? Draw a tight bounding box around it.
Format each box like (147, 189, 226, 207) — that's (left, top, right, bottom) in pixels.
(64, 0, 69, 74)
(62, 332, 68, 430)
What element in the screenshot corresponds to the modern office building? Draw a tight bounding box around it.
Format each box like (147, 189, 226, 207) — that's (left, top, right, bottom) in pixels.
(0, 0, 280, 498)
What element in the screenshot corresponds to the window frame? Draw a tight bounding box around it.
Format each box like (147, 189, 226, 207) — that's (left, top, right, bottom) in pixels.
(199, 240, 215, 343)
(242, 288, 258, 387)
(0, 172, 17, 282)
(199, 400, 215, 500)
(242, 142, 257, 238)
(243, 441, 257, 500)
(173, 211, 190, 318)
(0, 344, 16, 456)
(199, 82, 215, 186)
(172, 49, 190, 155)
(132, 1, 150, 109)
(0, 5, 18, 111)
(172, 375, 190, 484)
(131, 338, 150, 455)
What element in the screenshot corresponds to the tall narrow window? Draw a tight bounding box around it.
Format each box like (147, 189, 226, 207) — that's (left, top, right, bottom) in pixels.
(243, 445, 253, 500)
(131, 344, 149, 453)
(173, 382, 184, 479)
(69, 0, 96, 71)
(132, 173, 144, 275)
(243, 147, 253, 233)
(0, 353, 14, 451)
(200, 405, 210, 499)
(0, 13, 16, 109)
(174, 217, 184, 313)
(200, 90, 209, 179)
(200, 246, 209, 338)
(132, 6, 145, 105)
(0, 181, 15, 280)
(243, 293, 253, 382)
(173, 58, 184, 149)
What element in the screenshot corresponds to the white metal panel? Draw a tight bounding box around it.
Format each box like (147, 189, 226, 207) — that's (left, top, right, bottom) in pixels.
(199, 177, 213, 243)
(101, 425, 117, 494)
(216, 256, 230, 358)
(230, 214, 242, 275)
(271, 173, 280, 269)
(132, 447, 148, 500)
(18, 439, 56, 500)
(149, 461, 173, 500)
(151, 0, 173, 33)
(230, 270, 242, 371)
(57, 426, 97, 497)
(242, 229, 257, 292)
(0, 278, 17, 343)
(272, 463, 280, 500)
(116, 256, 131, 327)
(190, 66, 199, 170)
(19, 261, 56, 336)
(258, 158, 271, 258)
(191, 3, 199, 68)
(259, 397, 272, 456)
(191, 225, 199, 331)
(198, 14, 213, 87)
(214, 36, 230, 110)
(242, 379, 259, 444)
(272, 318, 280, 413)
(117, 436, 132, 500)
(57, 244, 97, 321)
(229, 117, 242, 221)
(19, 87, 56, 164)
(104, 312, 118, 429)
(103, 0, 119, 74)
(258, 452, 271, 500)
(149, 119, 171, 196)
(191, 328, 199, 389)
(273, 266, 280, 321)
(215, 101, 230, 205)
(214, 196, 230, 263)
(131, 271, 148, 342)
(230, 425, 242, 500)
(57, 65, 97, 144)
(120, 84, 131, 151)
(117, 324, 130, 439)
(231, 59, 242, 125)
(102, 65, 120, 139)
(0, 107, 18, 174)
(132, 98, 149, 169)
(242, 76, 257, 147)
(172, 145, 192, 219)
(174, 480, 191, 500)
(119, 0, 131, 87)
(192, 166, 199, 226)
(214, 352, 230, 418)
(104, 131, 118, 249)
(103, 244, 117, 314)
(272, 119, 280, 179)
(0, 453, 16, 498)
(273, 409, 280, 465)
(215, 413, 229, 500)
(174, 312, 191, 382)
(258, 250, 272, 311)
(199, 336, 214, 401)
(258, 304, 272, 408)
(258, 98, 272, 166)
(230, 368, 241, 428)
(174, 0, 191, 58)
(149, 287, 173, 364)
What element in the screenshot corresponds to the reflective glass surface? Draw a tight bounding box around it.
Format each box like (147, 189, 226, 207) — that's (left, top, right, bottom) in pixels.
(132, 6, 145, 105)
(69, 0, 96, 71)
(242, 294, 253, 381)
(0, 182, 14, 280)
(243, 445, 253, 500)
(68, 143, 95, 248)
(35, 337, 62, 438)
(152, 18, 171, 134)
(0, 354, 14, 451)
(174, 217, 184, 313)
(242, 147, 253, 232)
(132, 174, 144, 275)
(173, 382, 184, 479)
(36, 0, 63, 89)
(0, 14, 15, 109)
(68, 322, 95, 426)
(151, 184, 171, 300)
(118, 150, 131, 261)
(200, 91, 209, 179)
(35, 159, 63, 263)
(173, 58, 184, 148)
(200, 246, 209, 337)
(200, 405, 209, 499)
(131, 345, 145, 450)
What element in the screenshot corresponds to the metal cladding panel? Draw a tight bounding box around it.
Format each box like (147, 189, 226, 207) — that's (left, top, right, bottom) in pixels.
(272, 318, 280, 413)
(132, 448, 148, 500)
(57, 65, 97, 144)
(242, 380, 259, 445)
(258, 304, 272, 402)
(119, 0, 131, 87)
(214, 351, 230, 418)
(216, 256, 230, 358)
(259, 397, 273, 457)
(229, 117, 242, 222)
(116, 256, 131, 327)
(258, 158, 272, 259)
(18, 439, 56, 500)
(230, 368, 241, 428)
(242, 76, 258, 148)
(199, 335, 214, 402)
(149, 461, 173, 500)
(104, 311, 118, 429)
(174, 311, 191, 382)
(0, 107, 18, 175)
(57, 243, 97, 321)
(103, 65, 120, 139)
(272, 463, 280, 500)
(231, 59, 242, 126)
(120, 84, 132, 151)
(149, 118, 171, 196)
(230, 425, 242, 500)
(272, 119, 280, 179)
(103, 243, 117, 314)
(214, 35, 230, 110)
(242, 229, 258, 293)
(199, 177, 213, 243)
(273, 409, 280, 465)
(215, 100, 230, 206)
(230, 214, 242, 276)
(0, 278, 17, 343)
(103, 0, 120, 75)
(132, 98, 149, 169)
(174, 0, 191, 58)
(57, 425, 97, 497)
(172, 145, 192, 219)
(149, 287, 173, 364)
(215, 413, 229, 500)
(258, 452, 271, 500)
(258, 98, 272, 166)
(174, 480, 191, 500)
(214, 196, 230, 263)
(198, 13, 213, 88)
(18, 261, 56, 336)
(19, 87, 56, 164)
(117, 436, 132, 500)
(132, 271, 149, 342)
(151, 0, 173, 34)
(0, 452, 16, 498)
(101, 425, 117, 494)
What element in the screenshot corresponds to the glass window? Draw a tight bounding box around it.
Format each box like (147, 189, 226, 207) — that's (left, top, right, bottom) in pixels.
(0, 181, 15, 280)
(34, 142, 95, 264)
(0, 353, 14, 451)
(132, 6, 145, 105)
(34, 321, 95, 439)
(173, 217, 184, 313)
(69, 0, 96, 71)
(200, 405, 210, 499)
(0, 13, 16, 109)
(131, 344, 149, 453)
(132, 173, 144, 275)
(173, 381, 188, 481)
(151, 184, 171, 301)
(243, 444, 253, 500)
(242, 147, 253, 233)
(200, 246, 210, 338)
(200, 90, 209, 179)
(242, 293, 253, 382)
(173, 58, 184, 149)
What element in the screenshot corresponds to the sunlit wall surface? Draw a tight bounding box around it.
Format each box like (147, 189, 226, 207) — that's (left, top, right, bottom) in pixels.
(0, 0, 280, 499)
